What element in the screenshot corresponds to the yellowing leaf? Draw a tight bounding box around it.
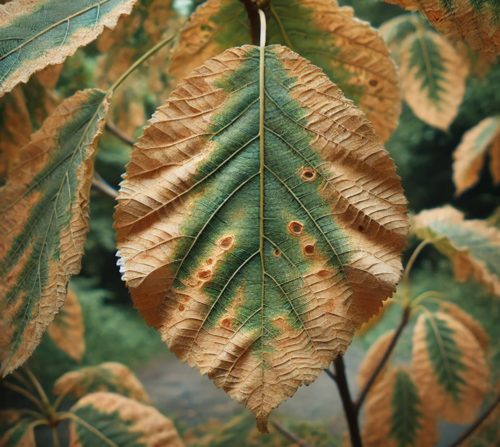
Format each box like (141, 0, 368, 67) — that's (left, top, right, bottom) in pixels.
(412, 312, 490, 423)
(379, 14, 418, 55)
(383, 0, 500, 54)
(53, 362, 150, 402)
(399, 29, 469, 131)
(413, 206, 500, 296)
(0, 0, 139, 98)
(47, 288, 85, 362)
(363, 368, 438, 447)
(0, 410, 36, 447)
(69, 392, 184, 447)
(169, 0, 401, 142)
(453, 116, 500, 195)
(439, 301, 489, 349)
(0, 89, 111, 376)
(114, 45, 408, 431)
(357, 329, 395, 392)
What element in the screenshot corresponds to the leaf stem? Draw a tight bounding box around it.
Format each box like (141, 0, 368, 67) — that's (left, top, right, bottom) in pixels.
(271, 421, 311, 447)
(2, 381, 46, 413)
(240, 0, 263, 45)
(92, 172, 118, 199)
(23, 367, 52, 411)
(57, 412, 119, 447)
(354, 305, 411, 413)
(333, 355, 363, 447)
(447, 393, 500, 447)
(403, 238, 430, 283)
(105, 121, 135, 147)
(52, 425, 61, 447)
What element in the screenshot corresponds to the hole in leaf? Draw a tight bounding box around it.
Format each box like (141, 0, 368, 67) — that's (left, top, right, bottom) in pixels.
(301, 169, 316, 182)
(288, 221, 304, 236)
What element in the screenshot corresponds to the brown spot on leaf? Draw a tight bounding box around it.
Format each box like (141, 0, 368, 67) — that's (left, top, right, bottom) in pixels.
(221, 318, 232, 329)
(197, 269, 212, 281)
(206, 258, 213, 265)
(219, 235, 234, 251)
(304, 244, 315, 255)
(178, 304, 185, 311)
(318, 269, 330, 278)
(369, 79, 378, 87)
(358, 226, 364, 232)
(273, 316, 289, 332)
(301, 169, 317, 182)
(287, 221, 304, 236)
(273, 248, 281, 258)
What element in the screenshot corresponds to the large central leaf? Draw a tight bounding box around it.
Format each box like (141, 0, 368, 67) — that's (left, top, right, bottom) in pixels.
(114, 45, 408, 431)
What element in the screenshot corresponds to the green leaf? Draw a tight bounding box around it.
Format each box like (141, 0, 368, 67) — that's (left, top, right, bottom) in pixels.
(0, 89, 111, 376)
(114, 44, 408, 431)
(169, 0, 401, 142)
(69, 392, 184, 447)
(0, 0, 139, 98)
(413, 206, 500, 296)
(0, 410, 37, 447)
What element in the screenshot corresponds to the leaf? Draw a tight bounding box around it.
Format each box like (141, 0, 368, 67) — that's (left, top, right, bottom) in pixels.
(379, 14, 418, 55)
(53, 362, 150, 402)
(47, 288, 85, 362)
(0, 410, 36, 447)
(0, 89, 111, 376)
(412, 312, 490, 423)
(69, 392, 185, 447)
(453, 116, 500, 195)
(114, 44, 409, 432)
(169, 0, 401, 143)
(413, 206, 500, 295)
(0, 0, 139, 98)
(383, 0, 500, 54)
(398, 29, 469, 130)
(363, 368, 438, 447)
(357, 329, 395, 392)
(356, 298, 391, 336)
(439, 301, 489, 349)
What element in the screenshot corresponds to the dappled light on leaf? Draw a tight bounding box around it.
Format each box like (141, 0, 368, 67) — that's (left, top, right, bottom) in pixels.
(0, 89, 110, 376)
(115, 44, 408, 431)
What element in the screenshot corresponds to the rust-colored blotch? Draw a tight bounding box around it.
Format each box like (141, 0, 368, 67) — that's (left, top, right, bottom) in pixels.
(219, 235, 234, 251)
(304, 244, 315, 255)
(273, 248, 281, 258)
(178, 304, 185, 311)
(287, 221, 304, 236)
(197, 269, 212, 281)
(206, 257, 213, 265)
(221, 318, 232, 328)
(318, 269, 330, 278)
(301, 169, 317, 182)
(369, 79, 378, 87)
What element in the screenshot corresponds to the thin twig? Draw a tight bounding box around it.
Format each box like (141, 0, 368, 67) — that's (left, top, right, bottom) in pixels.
(12, 370, 35, 393)
(2, 381, 46, 413)
(23, 367, 51, 410)
(57, 412, 119, 447)
(355, 306, 411, 413)
(105, 121, 134, 147)
(92, 173, 118, 199)
(448, 393, 500, 447)
(333, 355, 363, 447)
(271, 421, 311, 447)
(403, 239, 430, 283)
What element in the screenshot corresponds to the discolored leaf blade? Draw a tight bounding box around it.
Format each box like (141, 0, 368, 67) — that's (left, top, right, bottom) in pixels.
(363, 368, 438, 447)
(413, 206, 500, 296)
(453, 116, 500, 195)
(47, 288, 85, 362)
(383, 0, 500, 54)
(115, 45, 408, 431)
(0, 410, 36, 447)
(69, 392, 184, 447)
(0, 89, 111, 376)
(357, 329, 395, 392)
(412, 312, 490, 423)
(53, 362, 149, 402)
(356, 298, 391, 336)
(0, 0, 139, 98)
(399, 29, 469, 130)
(169, 0, 401, 142)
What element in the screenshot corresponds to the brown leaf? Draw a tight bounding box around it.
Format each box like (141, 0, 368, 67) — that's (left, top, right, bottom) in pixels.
(412, 312, 490, 423)
(47, 288, 85, 362)
(453, 116, 500, 195)
(114, 45, 408, 431)
(0, 410, 36, 447)
(356, 299, 391, 336)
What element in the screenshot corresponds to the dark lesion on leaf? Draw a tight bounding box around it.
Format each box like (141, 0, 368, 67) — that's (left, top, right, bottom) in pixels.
(287, 221, 304, 236)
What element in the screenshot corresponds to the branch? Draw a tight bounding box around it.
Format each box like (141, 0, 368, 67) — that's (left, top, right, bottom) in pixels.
(354, 305, 411, 413)
(105, 121, 135, 147)
(240, 0, 270, 45)
(271, 421, 311, 447)
(333, 355, 363, 447)
(448, 393, 500, 447)
(92, 172, 118, 199)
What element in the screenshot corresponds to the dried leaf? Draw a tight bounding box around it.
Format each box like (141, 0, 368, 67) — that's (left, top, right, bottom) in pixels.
(69, 392, 184, 447)
(453, 116, 500, 195)
(383, 0, 500, 54)
(47, 288, 85, 362)
(114, 45, 408, 431)
(363, 368, 438, 447)
(53, 362, 149, 402)
(413, 206, 500, 296)
(356, 299, 391, 336)
(357, 329, 395, 392)
(0, 410, 36, 447)
(412, 312, 490, 423)
(379, 14, 418, 56)
(399, 29, 469, 130)
(169, 0, 401, 142)
(0, 89, 110, 376)
(0, 0, 139, 98)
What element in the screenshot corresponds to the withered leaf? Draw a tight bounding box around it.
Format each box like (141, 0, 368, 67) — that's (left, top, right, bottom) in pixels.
(0, 410, 37, 447)
(0, 89, 110, 376)
(114, 45, 408, 431)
